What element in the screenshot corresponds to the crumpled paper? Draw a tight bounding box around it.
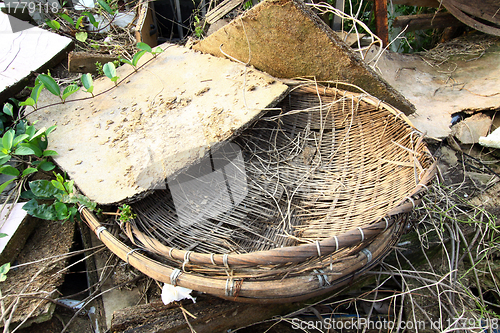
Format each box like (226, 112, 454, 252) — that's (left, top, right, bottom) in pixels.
(161, 283, 196, 305)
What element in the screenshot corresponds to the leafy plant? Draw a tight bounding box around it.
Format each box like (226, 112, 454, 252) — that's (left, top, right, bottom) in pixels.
(120, 50, 147, 71)
(243, 0, 253, 11)
(103, 62, 119, 85)
(193, 15, 203, 38)
(0, 124, 57, 193)
(0, 262, 9, 282)
(117, 204, 136, 223)
(81, 73, 94, 96)
(22, 172, 96, 222)
(97, 0, 116, 15)
(46, 11, 99, 43)
(33, 73, 79, 103)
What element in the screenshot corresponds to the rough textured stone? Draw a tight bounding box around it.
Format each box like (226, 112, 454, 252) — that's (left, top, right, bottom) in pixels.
(30, 43, 288, 205)
(364, 36, 500, 140)
(193, 0, 415, 115)
(451, 113, 492, 144)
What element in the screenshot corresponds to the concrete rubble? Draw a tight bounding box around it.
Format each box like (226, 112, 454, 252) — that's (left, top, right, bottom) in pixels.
(451, 113, 493, 144)
(31, 44, 288, 205)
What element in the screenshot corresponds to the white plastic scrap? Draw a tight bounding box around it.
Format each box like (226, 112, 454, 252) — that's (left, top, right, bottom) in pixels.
(479, 127, 500, 149)
(161, 283, 196, 305)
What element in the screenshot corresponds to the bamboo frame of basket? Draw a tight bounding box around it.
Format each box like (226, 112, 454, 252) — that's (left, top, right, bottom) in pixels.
(80, 83, 437, 302)
(81, 206, 408, 303)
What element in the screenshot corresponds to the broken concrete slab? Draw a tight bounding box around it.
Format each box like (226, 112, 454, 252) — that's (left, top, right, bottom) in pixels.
(0, 203, 38, 265)
(364, 35, 500, 140)
(451, 113, 492, 144)
(31, 43, 288, 205)
(1, 220, 75, 330)
(0, 7, 73, 103)
(193, 0, 415, 115)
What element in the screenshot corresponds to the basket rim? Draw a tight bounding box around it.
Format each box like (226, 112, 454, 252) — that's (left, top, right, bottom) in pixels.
(80, 206, 405, 302)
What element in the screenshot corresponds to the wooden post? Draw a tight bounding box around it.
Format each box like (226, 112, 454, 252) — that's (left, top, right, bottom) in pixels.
(332, 0, 345, 31)
(373, 0, 389, 47)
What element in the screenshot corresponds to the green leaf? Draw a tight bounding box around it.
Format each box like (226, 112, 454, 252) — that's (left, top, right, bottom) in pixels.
(13, 134, 29, 147)
(25, 125, 36, 140)
(76, 194, 96, 210)
(38, 161, 55, 171)
(152, 47, 163, 55)
(63, 179, 74, 193)
(3, 104, 13, 117)
(136, 42, 152, 53)
(51, 179, 66, 192)
(97, 0, 114, 14)
(42, 150, 58, 157)
(29, 179, 62, 199)
(55, 172, 65, 184)
(54, 201, 70, 220)
(0, 155, 11, 165)
(120, 58, 133, 67)
(132, 50, 147, 67)
(15, 143, 42, 157)
(2, 130, 14, 151)
(30, 83, 44, 105)
(22, 199, 56, 220)
(0, 233, 7, 238)
(22, 167, 38, 177)
(0, 165, 19, 177)
(103, 62, 116, 80)
(81, 73, 93, 91)
(19, 97, 35, 107)
(31, 127, 47, 141)
(0, 178, 15, 193)
(110, 76, 119, 83)
(37, 74, 60, 97)
(59, 13, 74, 26)
(45, 125, 57, 136)
(0, 262, 10, 282)
(75, 15, 84, 29)
(15, 144, 37, 155)
(62, 84, 80, 101)
(83, 12, 98, 28)
(75, 31, 87, 43)
(45, 20, 60, 30)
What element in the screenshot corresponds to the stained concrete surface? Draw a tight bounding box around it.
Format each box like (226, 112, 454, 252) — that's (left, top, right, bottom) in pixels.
(30, 43, 288, 205)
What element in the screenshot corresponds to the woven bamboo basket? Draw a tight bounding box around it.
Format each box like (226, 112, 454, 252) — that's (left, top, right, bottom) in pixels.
(81, 83, 436, 303)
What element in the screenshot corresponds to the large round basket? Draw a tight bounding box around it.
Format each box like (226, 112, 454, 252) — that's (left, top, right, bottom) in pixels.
(81, 83, 436, 303)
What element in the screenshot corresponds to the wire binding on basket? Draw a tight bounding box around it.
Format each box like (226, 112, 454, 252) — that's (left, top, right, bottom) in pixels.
(126, 248, 142, 264)
(315, 240, 321, 257)
(168, 248, 174, 259)
(361, 248, 373, 263)
(383, 217, 389, 231)
(170, 268, 182, 286)
(223, 254, 230, 269)
(225, 278, 234, 297)
(417, 183, 429, 191)
(210, 253, 216, 265)
(182, 251, 192, 272)
(95, 226, 106, 240)
(314, 269, 330, 287)
(357, 227, 365, 242)
(406, 196, 416, 209)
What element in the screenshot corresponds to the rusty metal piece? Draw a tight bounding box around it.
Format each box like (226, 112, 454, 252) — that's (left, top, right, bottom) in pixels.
(373, 0, 388, 47)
